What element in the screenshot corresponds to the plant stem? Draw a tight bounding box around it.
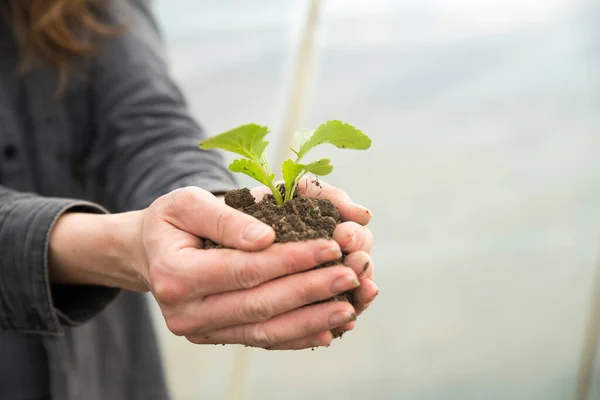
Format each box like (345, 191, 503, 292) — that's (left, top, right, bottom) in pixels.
(286, 170, 308, 203)
(252, 154, 283, 205)
(268, 181, 284, 205)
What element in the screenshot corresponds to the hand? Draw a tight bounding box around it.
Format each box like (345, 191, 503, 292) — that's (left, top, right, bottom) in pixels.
(48, 183, 374, 350)
(250, 177, 377, 345)
(134, 187, 363, 349)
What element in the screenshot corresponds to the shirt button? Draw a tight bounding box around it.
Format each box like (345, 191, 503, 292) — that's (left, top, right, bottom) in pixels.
(3, 144, 18, 160)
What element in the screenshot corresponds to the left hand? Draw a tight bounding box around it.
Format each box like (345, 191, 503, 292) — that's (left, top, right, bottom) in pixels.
(249, 177, 377, 349)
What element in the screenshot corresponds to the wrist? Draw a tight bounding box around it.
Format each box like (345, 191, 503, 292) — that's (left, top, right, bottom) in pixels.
(49, 210, 147, 292)
(105, 210, 148, 291)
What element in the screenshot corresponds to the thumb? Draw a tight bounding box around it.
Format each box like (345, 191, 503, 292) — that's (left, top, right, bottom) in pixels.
(160, 187, 275, 251)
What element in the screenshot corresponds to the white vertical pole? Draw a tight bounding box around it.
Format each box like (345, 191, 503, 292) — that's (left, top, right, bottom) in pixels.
(275, 0, 322, 174)
(575, 246, 600, 400)
(225, 1, 322, 399)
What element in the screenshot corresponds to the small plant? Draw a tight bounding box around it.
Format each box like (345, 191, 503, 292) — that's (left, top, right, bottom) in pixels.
(199, 120, 372, 205)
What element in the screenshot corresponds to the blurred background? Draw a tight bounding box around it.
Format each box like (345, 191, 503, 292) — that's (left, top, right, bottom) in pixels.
(146, 0, 600, 399)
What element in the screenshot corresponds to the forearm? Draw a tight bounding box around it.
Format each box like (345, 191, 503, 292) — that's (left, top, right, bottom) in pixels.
(48, 211, 145, 292)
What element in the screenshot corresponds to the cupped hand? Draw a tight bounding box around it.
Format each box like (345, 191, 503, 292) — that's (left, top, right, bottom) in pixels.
(250, 177, 378, 347)
(131, 187, 361, 350)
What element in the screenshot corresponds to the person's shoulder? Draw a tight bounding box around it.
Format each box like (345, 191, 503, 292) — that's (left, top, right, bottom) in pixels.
(102, 0, 157, 25)
(99, 0, 163, 47)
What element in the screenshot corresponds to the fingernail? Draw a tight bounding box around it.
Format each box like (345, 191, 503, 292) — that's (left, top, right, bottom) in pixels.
(351, 201, 371, 213)
(330, 274, 360, 294)
(328, 311, 356, 328)
(243, 224, 272, 242)
(359, 261, 370, 277)
(317, 243, 342, 263)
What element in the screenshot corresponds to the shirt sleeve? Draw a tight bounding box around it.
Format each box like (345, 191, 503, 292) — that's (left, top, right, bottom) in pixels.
(88, 0, 238, 213)
(0, 186, 120, 334)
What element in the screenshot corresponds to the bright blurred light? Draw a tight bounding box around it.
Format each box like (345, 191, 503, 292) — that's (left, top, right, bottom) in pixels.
(322, 0, 572, 47)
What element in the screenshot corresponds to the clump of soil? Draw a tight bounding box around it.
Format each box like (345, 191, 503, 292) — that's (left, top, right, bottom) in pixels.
(204, 187, 353, 305)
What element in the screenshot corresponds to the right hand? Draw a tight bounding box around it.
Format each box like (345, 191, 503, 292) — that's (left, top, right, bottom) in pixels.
(131, 187, 367, 350)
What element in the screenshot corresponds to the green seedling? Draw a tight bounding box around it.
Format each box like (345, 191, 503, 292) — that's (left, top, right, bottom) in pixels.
(199, 120, 372, 205)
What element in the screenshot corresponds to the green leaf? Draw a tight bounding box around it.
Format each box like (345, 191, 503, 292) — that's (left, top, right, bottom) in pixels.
(229, 159, 274, 187)
(281, 158, 333, 201)
(199, 123, 269, 160)
(296, 120, 371, 160)
(303, 158, 333, 176)
(281, 159, 305, 192)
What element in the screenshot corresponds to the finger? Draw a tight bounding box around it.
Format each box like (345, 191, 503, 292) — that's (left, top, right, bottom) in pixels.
(331, 320, 357, 339)
(161, 187, 275, 251)
(296, 178, 372, 225)
(344, 251, 374, 280)
(266, 331, 334, 350)
(249, 185, 272, 202)
(186, 301, 356, 348)
(164, 239, 342, 299)
(185, 265, 360, 333)
(250, 179, 372, 225)
(331, 254, 378, 337)
(353, 278, 379, 316)
(333, 222, 374, 254)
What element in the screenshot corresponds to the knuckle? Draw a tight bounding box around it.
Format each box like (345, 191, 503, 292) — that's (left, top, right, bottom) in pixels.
(249, 324, 277, 348)
(149, 257, 196, 306)
(191, 319, 211, 335)
(165, 316, 189, 337)
(298, 318, 315, 338)
(151, 274, 187, 305)
(233, 257, 263, 289)
(243, 295, 274, 322)
(166, 187, 202, 215)
(294, 278, 316, 304)
(149, 191, 172, 211)
(216, 211, 234, 239)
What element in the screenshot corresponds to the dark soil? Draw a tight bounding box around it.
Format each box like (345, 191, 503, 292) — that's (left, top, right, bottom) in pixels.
(204, 187, 353, 306)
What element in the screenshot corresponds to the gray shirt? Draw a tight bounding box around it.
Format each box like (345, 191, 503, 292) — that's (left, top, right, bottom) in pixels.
(0, 16, 51, 400)
(0, 0, 236, 399)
